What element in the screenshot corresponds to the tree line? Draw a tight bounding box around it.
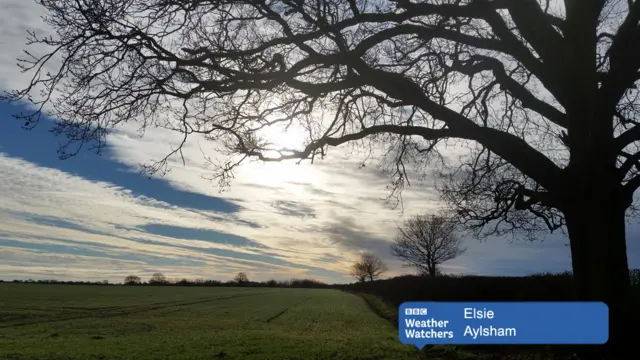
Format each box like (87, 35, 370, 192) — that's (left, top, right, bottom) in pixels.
(122, 272, 329, 288)
(1, 279, 112, 285)
(0, 274, 326, 288)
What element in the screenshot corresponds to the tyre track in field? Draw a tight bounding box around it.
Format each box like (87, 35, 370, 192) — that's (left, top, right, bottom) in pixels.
(264, 297, 310, 324)
(0, 292, 269, 328)
(341, 291, 398, 328)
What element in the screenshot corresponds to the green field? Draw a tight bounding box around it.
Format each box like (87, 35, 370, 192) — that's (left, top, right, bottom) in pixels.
(0, 284, 418, 360)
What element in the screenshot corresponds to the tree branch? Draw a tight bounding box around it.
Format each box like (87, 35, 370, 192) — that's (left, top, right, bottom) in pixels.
(618, 151, 640, 179)
(351, 64, 563, 192)
(450, 55, 566, 127)
(472, 1, 569, 107)
(505, 0, 564, 65)
(600, 1, 640, 113)
(615, 125, 640, 151)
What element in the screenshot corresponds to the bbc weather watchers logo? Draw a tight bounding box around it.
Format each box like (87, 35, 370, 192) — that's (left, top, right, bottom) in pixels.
(398, 302, 609, 348)
(405, 307, 428, 316)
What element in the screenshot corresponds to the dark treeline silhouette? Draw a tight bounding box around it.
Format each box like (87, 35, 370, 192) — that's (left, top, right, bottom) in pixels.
(338, 269, 640, 307)
(6, 269, 640, 295)
(1, 277, 330, 288)
(1, 279, 112, 285)
(128, 277, 331, 288)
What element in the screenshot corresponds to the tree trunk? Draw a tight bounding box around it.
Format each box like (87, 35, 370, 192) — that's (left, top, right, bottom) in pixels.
(560, 10, 630, 358)
(565, 194, 631, 359)
(428, 265, 437, 280)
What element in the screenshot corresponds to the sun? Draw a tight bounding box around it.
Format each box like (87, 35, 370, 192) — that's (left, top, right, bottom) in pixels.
(258, 122, 308, 151)
(241, 123, 323, 190)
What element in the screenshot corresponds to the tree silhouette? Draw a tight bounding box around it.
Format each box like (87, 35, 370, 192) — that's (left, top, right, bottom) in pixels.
(350, 253, 387, 282)
(5, 1, 639, 357)
(233, 272, 249, 284)
(392, 213, 466, 279)
(149, 272, 167, 285)
(349, 261, 368, 283)
(124, 275, 141, 285)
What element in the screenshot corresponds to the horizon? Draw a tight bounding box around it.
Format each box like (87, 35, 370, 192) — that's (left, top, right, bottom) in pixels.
(0, 268, 583, 285)
(1, 0, 640, 285)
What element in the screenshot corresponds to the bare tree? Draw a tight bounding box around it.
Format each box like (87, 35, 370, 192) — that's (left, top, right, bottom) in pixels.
(350, 253, 387, 282)
(391, 214, 466, 279)
(124, 275, 141, 285)
(233, 272, 249, 284)
(149, 272, 167, 285)
(5, 1, 640, 357)
(349, 261, 368, 283)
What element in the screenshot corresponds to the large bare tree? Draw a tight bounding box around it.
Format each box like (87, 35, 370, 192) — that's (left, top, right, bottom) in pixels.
(4, 0, 639, 357)
(392, 213, 466, 279)
(350, 253, 388, 282)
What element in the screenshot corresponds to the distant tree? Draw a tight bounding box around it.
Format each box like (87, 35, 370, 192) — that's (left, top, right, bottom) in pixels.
(149, 272, 167, 285)
(124, 275, 141, 285)
(350, 254, 388, 282)
(233, 272, 249, 284)
(350, 265, 368, 283)
(391, 214, 466, 279)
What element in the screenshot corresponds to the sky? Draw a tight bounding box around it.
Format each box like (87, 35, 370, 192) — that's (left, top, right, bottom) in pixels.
(0, 0, 639, 284)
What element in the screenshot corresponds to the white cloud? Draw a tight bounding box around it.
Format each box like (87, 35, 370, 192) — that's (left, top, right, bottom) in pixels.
(0, 0, 60, 96)
(0, 152, 354, 280)
(0, 247, 311, 283)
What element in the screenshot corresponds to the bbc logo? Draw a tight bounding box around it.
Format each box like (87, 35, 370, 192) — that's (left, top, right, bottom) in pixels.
(405, 308, 428, 315)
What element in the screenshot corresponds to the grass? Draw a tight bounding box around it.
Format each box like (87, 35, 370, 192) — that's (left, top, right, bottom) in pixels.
(0, 283, 418, 360)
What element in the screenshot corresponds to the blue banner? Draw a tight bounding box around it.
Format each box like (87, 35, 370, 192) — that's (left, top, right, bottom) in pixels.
(399, 302, 608, 347)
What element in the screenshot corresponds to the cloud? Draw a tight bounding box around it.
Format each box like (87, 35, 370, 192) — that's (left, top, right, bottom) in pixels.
(138, 224, 267, 249)
(0, 151, 347, 282)
(0, 1, 53, 92)
(320, 217, 395, 258)
(271, 200, 317, 219)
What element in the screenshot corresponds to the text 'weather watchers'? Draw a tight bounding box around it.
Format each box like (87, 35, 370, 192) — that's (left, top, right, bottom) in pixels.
(399, 302, 608, 347)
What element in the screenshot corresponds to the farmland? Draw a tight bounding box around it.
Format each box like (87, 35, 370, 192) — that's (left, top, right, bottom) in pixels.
(0, 284, 417, 360)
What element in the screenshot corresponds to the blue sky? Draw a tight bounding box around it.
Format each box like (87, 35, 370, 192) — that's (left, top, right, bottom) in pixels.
(0, 0, 639, 284)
